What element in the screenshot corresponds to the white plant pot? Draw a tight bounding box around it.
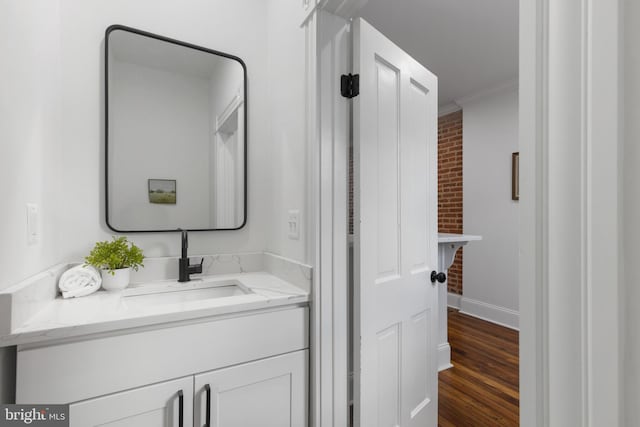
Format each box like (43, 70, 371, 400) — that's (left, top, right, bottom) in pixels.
(101, 267, 131, 292)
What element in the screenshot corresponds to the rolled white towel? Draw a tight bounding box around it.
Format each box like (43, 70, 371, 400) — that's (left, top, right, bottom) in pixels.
(58, 265, 102, 299)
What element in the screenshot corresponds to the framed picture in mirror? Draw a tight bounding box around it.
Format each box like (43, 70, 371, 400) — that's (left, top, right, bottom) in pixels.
(148, 179, 176, 204)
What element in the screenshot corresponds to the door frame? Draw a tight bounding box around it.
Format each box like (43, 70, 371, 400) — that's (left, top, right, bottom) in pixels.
(301, 5, 351, 427)
(304, 0, 623, 426)
(519, 0, 622, 425)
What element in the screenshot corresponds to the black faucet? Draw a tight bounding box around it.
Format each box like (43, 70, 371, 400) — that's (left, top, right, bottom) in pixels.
(178, 229, 203, 282)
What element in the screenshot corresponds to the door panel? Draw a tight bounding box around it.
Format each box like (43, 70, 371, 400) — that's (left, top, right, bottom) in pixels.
(194, 350, 308, 427)
(376, 323, 401, 427)
(218, 374, 290, 426)
(406, 310, 429, 410)
(373, 58, 401, 281)
(406, 80, 431, 272)
(69, 376, 193, 427)
(354, 17, 438, 427)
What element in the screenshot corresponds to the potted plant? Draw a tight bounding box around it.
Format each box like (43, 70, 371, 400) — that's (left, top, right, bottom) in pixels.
(85, 236, 144, 291)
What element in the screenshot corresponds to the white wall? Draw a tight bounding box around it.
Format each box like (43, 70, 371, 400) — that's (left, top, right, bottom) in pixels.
(0, 0, 63, 291)
(0, 0, 290, 292)
(624, 0, 640, 423)
(0, 0, 309, 283)
(461, 84, 519, 328)
(264, 0, 308, 263)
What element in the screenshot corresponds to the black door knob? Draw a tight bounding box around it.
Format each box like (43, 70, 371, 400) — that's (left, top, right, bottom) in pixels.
(430, 271, 446, 283)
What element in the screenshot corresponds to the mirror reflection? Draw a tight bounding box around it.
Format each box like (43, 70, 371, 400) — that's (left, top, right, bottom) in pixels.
(106, 26, 246, 232)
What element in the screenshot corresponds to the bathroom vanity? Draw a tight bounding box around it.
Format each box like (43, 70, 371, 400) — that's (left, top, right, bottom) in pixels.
(0, 253, 310, 427)
(0, 23, 307, 427)
(0, 25, 317, 426)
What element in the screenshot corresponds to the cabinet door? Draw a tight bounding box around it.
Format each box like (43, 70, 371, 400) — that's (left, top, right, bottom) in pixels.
(194, 350, 308, 427)
(69, 376, 193, 427)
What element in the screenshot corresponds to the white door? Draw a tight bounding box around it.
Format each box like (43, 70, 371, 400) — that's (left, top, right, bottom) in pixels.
(193, 350, 308, 427)
(69, 376, 193, 427)
(353, 18, 439, 427)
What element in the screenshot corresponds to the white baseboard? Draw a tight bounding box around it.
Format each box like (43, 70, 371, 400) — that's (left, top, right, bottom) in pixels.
(447, 292, 462, 309)
(438, 343, 453, 372)
(459, 297, 520, 330)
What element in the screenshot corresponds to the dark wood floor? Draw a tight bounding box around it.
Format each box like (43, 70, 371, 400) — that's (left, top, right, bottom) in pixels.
(438, 308, 519, 427)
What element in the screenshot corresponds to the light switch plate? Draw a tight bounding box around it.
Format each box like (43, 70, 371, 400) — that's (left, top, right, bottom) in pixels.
(288, 210, 300, 240)
(26, 203, 39, 245)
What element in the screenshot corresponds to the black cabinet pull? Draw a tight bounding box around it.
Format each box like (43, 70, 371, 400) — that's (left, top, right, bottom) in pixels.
(177, 389, 184, 427)
(204, 384, 211, 427)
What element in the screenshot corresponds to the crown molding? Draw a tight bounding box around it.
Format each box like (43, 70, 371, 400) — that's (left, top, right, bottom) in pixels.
(455, 78, 518, 107)
(438, 102, 462, 117)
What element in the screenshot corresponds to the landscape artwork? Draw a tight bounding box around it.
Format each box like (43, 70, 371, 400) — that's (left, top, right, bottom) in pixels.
(148, 179, 177, 204)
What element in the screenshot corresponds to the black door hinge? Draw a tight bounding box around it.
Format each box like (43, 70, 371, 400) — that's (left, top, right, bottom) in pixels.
(341, 74, 359, 98)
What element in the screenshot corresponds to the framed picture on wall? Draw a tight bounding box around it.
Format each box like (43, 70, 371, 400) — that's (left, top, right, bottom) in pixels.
(512, 152, 519, 201)
(148, 179, 177, 204)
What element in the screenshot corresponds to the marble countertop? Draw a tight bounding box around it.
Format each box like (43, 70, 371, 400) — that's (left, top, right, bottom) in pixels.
(438, 233, 483, 244)
(0, 271, 309, 348)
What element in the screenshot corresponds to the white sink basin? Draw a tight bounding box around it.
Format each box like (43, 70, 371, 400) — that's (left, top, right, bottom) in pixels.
(123, 279, 252, 306)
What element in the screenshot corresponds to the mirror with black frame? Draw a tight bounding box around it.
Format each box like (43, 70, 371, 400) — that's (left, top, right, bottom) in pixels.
(105, 25, 247, 232)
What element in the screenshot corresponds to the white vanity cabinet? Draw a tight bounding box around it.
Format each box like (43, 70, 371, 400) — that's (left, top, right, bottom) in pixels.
(69, 376, 194, 427)
(16, 306, 309, 427)
(68, 350, 308, 427)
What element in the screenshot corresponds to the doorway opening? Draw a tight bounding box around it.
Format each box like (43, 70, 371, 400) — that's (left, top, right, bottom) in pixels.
(346, 1, 520, 425)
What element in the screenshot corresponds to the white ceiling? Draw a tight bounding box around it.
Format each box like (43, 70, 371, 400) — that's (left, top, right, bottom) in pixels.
(358, 0, 518, 108)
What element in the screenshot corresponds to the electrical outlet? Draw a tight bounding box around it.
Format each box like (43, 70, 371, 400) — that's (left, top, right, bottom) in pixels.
(26, 203, 39, 245)
(288, 210, 300, 240)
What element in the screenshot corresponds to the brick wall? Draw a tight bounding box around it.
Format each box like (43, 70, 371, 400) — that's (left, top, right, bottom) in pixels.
(438, 111, 464, 295)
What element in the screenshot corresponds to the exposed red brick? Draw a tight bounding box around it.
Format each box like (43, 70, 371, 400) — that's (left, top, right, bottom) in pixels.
(438, 111, 464, 295)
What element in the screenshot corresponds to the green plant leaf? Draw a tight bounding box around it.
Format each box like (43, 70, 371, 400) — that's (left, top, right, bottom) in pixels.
(84, 236, 145, 274)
